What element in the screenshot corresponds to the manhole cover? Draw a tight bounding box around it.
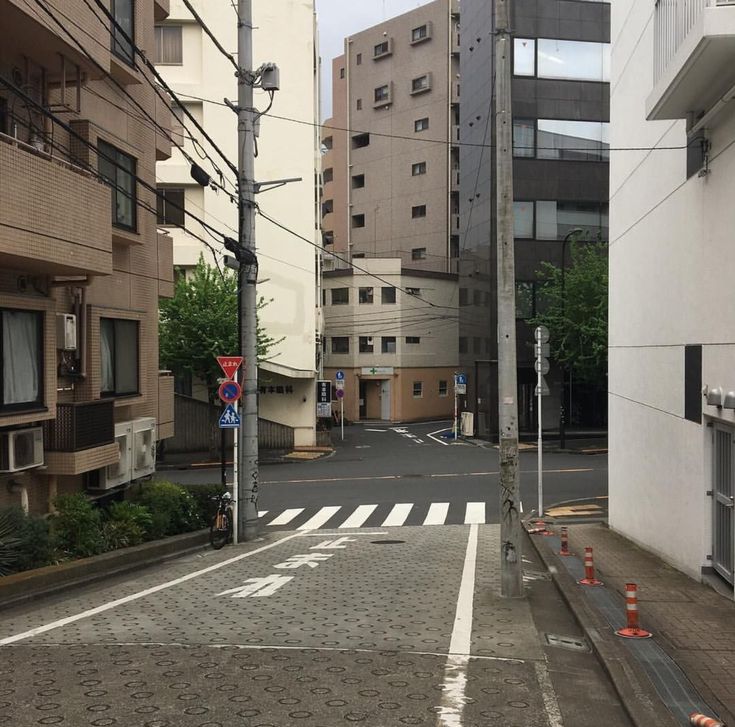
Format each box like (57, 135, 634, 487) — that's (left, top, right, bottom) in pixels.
(370, 540, 406, 545)
(545, 633, 590, 652)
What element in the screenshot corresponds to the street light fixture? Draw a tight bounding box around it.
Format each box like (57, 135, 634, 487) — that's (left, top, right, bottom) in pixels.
(559, 227, 584, 449)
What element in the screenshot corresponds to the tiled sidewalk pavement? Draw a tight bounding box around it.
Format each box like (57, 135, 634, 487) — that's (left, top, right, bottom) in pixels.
(566, 524, 735, 726)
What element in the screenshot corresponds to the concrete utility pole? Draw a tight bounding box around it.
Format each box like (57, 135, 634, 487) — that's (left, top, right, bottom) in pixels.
(495, 0, 523, 597)
(237, 0, 260, 541)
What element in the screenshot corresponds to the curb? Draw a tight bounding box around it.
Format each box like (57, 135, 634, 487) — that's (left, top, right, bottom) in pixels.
(528, 530, 680, 727)
(0, 530, 209, 611)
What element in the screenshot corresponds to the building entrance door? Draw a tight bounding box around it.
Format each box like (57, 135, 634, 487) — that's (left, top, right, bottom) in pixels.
(380, 380, 391, 421)
(712, 424, 735, 585)
(359, 381, 367, 419)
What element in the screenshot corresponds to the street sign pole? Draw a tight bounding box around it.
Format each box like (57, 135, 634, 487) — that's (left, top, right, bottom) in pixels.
(232, 375, 239, 544)
(535, 327, 550, 518)
(341, 397, 344, 441)
(453, 374, 458, 440)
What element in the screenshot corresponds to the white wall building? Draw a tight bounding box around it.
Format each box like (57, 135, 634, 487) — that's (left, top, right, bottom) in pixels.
(156, 0, 322, 447)
(610, 0, 735, 594)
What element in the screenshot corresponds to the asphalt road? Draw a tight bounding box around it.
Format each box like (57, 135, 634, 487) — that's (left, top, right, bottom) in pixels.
(167, 421, 608, 528)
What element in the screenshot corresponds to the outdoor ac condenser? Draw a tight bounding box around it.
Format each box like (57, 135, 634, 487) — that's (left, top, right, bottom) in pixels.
(0, 427, 44, 472)
(96, 420, 133, 490)
(132, 417, 157, 480)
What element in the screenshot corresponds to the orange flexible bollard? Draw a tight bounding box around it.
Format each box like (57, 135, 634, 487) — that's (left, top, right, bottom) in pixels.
(578, 546, 603, 586)
(616, 583, 652, 638)
(559, 527, 572, 556)
(689, 713, 726, 727)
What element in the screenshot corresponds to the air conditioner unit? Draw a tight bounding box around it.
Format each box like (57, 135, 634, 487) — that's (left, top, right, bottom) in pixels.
(132, 417, 157, 480)
(0, 427, 44, 472)
(367, 336, 374, 344)
(95, 421, 133, 490)
(56, 313, 77, 351)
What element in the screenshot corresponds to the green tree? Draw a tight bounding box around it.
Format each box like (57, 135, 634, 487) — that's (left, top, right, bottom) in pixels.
(159, 257, 282, 403)
(530, 241, 608, 385)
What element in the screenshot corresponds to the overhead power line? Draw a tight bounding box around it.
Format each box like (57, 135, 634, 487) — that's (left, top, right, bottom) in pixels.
(180, 0, 239, 71)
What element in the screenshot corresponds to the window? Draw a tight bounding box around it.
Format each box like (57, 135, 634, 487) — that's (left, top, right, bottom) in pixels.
(414, 117, 429, 132)
(359, 336, 374, 353)
(98, 140, 137, 230)
(513, 38, 535, 76)
(356, 53, 362, 65)
(513, 201, 534, 239)
(322, 199, 334, 215)
(412, 161, 427, 176)
(411, 248, 427, 260)
(411, 24, 430, 43)
(356, 98, 362, 110)
(535, 201, 609, 241)
(413, 381, 423, 398)
(154, 25, 182, 65)
(322, 167, 333, 183)
(381, 287, 396, 304)
(323, 231, 334, 245)
(439, 380, 448, 397)
(406, 336, 420, 344)
(352, 133, 370, 149)
(111, 0, 135, 64)
(322, 136, 333, 150)
(339, 67, 345, 79)
(537, 119, 610, 162)
(374, 84, 390, 103)
(374, 40, 390, 58)
(411, 205, 427, 219)
(352, 213, 365, 228)
(515, 37, 610, 82)
(1, 309, 43, 411)
(321, 289, 327, 306)
(450, 235, 459, 258)
(515, 282, 535, 320)
(331, 288, 349, 305)
(352, 174, 365, 189)
(406, 287, 421, 296)
(100, 318, 139, 396)
(411, 74, 431, 94)
(513, 119, 535, 158)
(381, 336, 396, 354)
(331, 337, 349, 354)
(358, 287, 374, 304)
(156, 187, 185, 226)
(0, 98, 7, 135)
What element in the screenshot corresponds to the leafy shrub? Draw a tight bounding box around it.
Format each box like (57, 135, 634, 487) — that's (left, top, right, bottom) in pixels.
(131, 480, 201, 539)
(52, 494, 106, 559)
(181, 484, 226, 525)
(103, 502, 153, 550)
(0, 509, 21, 576)
(5, 507, 57, 572)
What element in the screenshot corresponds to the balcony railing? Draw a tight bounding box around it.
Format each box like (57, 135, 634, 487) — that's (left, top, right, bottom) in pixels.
(44, 400, 115, 452)
(654, 0, 731, 83)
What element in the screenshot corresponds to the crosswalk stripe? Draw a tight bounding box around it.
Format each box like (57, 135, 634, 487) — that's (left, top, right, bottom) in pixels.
(464, 502, 485, 524)
(259, 510, 268, 517)
(423, 502, 450, 525)
(382, 503, 413, 527)
(268, 508, 304, 526)
(339, 504, 378, 529)
(298, 506, 341, 530)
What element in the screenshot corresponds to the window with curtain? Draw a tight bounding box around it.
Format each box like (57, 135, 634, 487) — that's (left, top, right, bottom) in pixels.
(111, 0, 134, 65)
(154, 25, 183, 65)
(1, 309, 42, 410)
(98, 140, 137, 230)
(100, 318, 139, 396)
(537, 39, 610, 82)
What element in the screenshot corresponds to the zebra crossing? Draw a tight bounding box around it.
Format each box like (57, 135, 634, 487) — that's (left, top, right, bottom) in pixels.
(256, 501, 500, 531)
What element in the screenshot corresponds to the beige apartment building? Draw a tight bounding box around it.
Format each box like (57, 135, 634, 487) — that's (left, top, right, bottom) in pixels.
(0, 0, 174, 514)
(321, 0, 460, 422)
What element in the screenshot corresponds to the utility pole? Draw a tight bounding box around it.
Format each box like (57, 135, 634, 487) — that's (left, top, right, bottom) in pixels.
(236, 0, 260, 541)
(495, 0, 522, 597)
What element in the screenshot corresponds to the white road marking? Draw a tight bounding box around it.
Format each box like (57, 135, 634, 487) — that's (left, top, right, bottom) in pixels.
(267, 508, 304, 526)
(0, 532, 303, 646)
(519, 500, 524, 513)
(297, 531, 388, 537)
(297, 506, 341, 530)
(424, 502, 450, 525)
(258, 510, 268, 517)
(217, 574, 294, 598)
(364, 429, 386, 432)
(534, 661, 565, 727)
(339, 504, 378, 528)
(382, 503, 413, 527)
(436, 523, 479, 726)
(428, 428, 451, 446)
(464, 502, 485, 524)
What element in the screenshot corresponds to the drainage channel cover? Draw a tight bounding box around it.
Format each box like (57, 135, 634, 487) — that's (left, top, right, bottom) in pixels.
(545, 633, 590, 653)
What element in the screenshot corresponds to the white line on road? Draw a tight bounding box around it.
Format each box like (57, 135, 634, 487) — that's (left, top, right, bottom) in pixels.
(0, 532, 303, 646)
(267, 508, 304, 526)
(436, 522, 479, 726)
(297, 506, 341, 530)
(424, 502, 450, 525)
(339, 504, 378, 528)
(258, 510, 268, 517)
(427, 428, 451, 446)
(297, 531, 388, 537)
(364, 429, 386, 432)
(534, 661, 565, 727)
(464, 502, 485, 524)
(382, 503, 413, 527)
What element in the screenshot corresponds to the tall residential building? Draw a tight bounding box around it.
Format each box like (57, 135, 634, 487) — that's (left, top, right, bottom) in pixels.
(610, 0, 735, 593)
(0, 0, 174, 513)
(156, 0, 322, 447)
(458, 0, 610, 439)
(321, 0, 460, 423)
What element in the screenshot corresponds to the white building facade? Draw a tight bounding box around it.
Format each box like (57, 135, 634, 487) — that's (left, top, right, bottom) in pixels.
(156, 0, 322, 447)
(609, 0, 735, 593)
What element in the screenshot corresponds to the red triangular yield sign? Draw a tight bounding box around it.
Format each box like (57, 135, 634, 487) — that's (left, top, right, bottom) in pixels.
(216, 355, 243, 380)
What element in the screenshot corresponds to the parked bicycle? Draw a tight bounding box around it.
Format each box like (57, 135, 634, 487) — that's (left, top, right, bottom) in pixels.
(210, 491, 234, 550)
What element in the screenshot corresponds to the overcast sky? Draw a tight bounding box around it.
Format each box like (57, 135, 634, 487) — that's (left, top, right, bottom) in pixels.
(315, 0, 433, 118)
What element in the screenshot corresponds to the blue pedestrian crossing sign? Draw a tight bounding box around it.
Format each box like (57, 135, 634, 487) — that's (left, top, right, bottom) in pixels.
(455, 374, 467, 385)
(218, 403, 241, 428)
(335, 370, 345, 381)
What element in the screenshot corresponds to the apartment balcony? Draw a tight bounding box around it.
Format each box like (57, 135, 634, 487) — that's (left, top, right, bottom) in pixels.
(648, 0, 735, 121)
(154, 91, 174, 161)
(158, 371, 175, 441)
(154, 0, 170, 21)
(0, 135, 113, 276)
(451, 168, 460, 191)
(452, 124, 460, 147)
(451, 81, 460, 105)
(451, 29, 460, 55)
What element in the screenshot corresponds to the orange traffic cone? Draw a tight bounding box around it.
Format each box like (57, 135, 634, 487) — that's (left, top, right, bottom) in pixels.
(578, 547, 603, 586)
(615, 583, 652, 639)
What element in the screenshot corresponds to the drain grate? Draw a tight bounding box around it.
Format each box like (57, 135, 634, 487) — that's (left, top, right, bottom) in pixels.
(545, 633, 590, 652)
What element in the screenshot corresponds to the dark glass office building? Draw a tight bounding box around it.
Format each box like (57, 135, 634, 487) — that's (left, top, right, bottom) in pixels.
(458, 0, 610, 439)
